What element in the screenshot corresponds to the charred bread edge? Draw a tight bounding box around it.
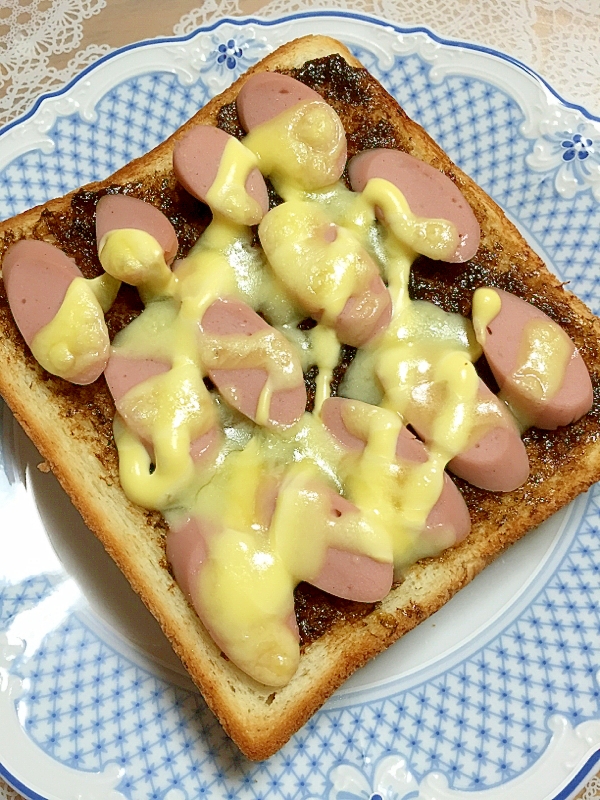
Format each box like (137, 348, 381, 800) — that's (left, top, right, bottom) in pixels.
(1, 35, 600, 760)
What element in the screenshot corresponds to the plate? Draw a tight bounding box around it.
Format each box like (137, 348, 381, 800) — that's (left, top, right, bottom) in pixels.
(1, 11, 600, 800)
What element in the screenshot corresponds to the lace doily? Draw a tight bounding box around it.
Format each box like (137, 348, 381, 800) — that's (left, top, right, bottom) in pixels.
(583, 777, 600, 800)
(0, 0, 111, 128)
(1, 0, 599, 130)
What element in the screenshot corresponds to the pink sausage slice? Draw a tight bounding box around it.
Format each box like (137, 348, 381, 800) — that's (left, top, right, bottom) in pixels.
(236, 72, 347, 186)
(166, 515, 211, 601)
(3, 239, 82, 345)
(3, 239, 108, 385)
(173, 125, 269, 223)
(96, 194, 178, 264)
(105, 352, 220, 468)
(473, 288, 593, 430)
(348, 148, 480, 263)
(104, 353, 170, 403)
(334, 274, 392, 347)
(259, 212, 392, 347)
(166, 515, 300, 678)
(321, 397, 471, 545)
(409, 377, 530, 492)
(236, 72, 324, 133)
(256, 472, 393, 603)
(446, 383, 530, 491)
(309, 488, 393, 602)
(200, 297, 306, 427)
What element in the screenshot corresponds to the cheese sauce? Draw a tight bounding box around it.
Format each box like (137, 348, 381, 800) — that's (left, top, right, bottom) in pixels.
(28, 97, 530, 686)
(107, 101, 491, 685)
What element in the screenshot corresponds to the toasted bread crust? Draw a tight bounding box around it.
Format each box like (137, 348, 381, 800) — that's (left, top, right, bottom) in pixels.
(2, 35, 600, 760)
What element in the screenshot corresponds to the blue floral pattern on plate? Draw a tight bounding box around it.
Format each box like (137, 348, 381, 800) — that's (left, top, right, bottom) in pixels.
(200, 30, 266, 80)
(217, 38, 243, 69)
(527, 122, 600, 201)
(1, 12, 600, 800)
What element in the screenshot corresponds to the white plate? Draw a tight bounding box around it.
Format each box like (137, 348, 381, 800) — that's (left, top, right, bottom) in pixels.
(1, 11, 600, 800)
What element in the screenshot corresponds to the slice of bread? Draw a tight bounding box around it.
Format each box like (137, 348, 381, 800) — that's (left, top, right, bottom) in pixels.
(1, 35, 600, 761)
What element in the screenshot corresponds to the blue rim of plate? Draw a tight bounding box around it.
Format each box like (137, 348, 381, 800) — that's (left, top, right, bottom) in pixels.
(1, 10, 600, 800)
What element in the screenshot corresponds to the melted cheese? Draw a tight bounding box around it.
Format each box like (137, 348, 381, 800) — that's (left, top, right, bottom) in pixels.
(99, 228, 174, 301)
(513, 319, 573, 401)
(35, 99, 527, 687)
(244, 99, 346, 193)
(31, 276, 114, 381)
(472, 287, 502, 345)
(205, 136, 265, 225)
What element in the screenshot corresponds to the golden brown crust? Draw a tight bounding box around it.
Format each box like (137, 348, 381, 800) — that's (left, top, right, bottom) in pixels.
(1, 34, 600, 761)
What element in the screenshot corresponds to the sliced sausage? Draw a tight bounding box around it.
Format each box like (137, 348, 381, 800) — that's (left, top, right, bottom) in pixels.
(172, 125, 269, 225)
(166, 514, 300, 687)
(308, 489, 393, 602)
(259, 204, 391, 346)
(245, 467, 392, 603)
(3, 239, 109, 384)
(105, 352, 220, 468)
(96, 194, 178, 264)
(410, 377, 530, 492)
(200, 297, 306, 428)
(321, 396, 471, 545)
(334, 274, 392, 347)
(311, 546, 393, 602)
(237, 72, 347, 190)
(236, 71, 324, 133)
(446, 383, 530, 491)
(472, 287, 593, 429)
(104, 353, 170, 403)
(3, 239, 82, 345)
(166, 514, 211, 601)
(348, 148, 480, 262)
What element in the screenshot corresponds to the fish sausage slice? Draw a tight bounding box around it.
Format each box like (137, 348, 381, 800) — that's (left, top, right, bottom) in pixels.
(173, 125, 269, 224)
(3, 239, 82, 345)
(166, 514, 211, 601)
(321, 396, 471, 543)
(200, 297, 306, 427)
(236, 71, 324, 133)
(308, 488, 394, 602)
(167, 514, 299, 687)
(259, 206, 392, 346)
(334, 273, 393, 347)
(236, 72, 347, 187)
(228, 468, 392, 603)
(446, 382, 530, 491)
(348, 148, 480, 263)
(2, 239, 109, 385)
(405, 375, 530, 492)
(104, 352, 219, 467)
(96, 194, 179, 264)
(473, 287, 593, 430)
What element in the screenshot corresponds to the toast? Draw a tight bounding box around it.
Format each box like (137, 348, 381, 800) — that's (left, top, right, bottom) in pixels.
(1, 35, 600, 762)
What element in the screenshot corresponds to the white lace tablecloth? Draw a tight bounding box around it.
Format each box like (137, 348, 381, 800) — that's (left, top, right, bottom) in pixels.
(0, 1, 599, 799)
